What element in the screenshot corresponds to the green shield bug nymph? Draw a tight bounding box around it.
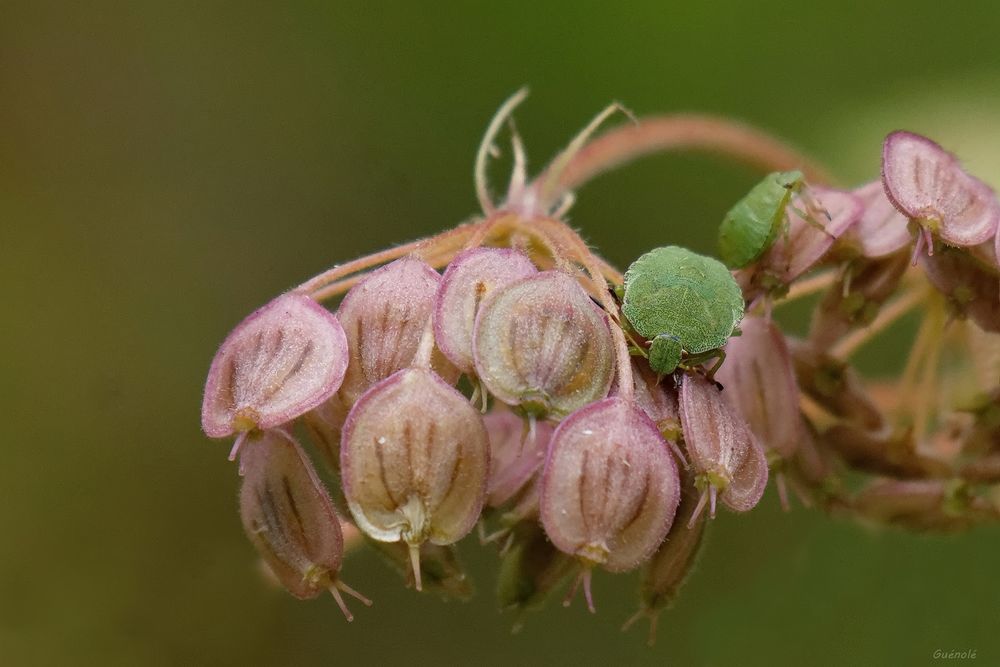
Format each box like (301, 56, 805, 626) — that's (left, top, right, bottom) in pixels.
(718, 170, 806, 269)
(621, 246, 744, 376)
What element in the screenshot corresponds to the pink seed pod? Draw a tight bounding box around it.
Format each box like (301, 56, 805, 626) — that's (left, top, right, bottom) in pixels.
(473, 271, 616, 420)
(840, 180, 912, 259)
(201, 293, 349, 445)
(678, 373, 768, 522)
(882, 131, 1000, 254)
(337, 257, 457, 405)
(484, 408, 553, 509)
(340, 367, 490, 592)
(238, 429, 370, 620)
(921, 247, 1000, 333)
(762, 187, 863, 283)
(539, 397, 681, 613)
(629, 362, 686, 464)
(434, 247, 537, 375)
(716, 316, 800, 461)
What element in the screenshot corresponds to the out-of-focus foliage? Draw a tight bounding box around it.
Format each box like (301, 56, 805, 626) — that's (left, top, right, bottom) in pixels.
(2, 2, 999, 665)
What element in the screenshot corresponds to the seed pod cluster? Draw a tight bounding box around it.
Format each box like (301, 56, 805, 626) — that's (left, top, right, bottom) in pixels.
(199, 102, 1000, 640)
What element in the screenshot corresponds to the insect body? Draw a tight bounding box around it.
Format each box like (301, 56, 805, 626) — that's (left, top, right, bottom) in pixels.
(621, 246, 745, 376)
(718, 170, 806, 269)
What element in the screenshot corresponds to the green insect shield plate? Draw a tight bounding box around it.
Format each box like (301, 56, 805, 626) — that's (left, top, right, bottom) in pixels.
(621, 246, 745, 355)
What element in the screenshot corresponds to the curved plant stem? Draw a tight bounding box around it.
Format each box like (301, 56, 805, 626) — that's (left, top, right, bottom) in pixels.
(538, 114, 835, 209)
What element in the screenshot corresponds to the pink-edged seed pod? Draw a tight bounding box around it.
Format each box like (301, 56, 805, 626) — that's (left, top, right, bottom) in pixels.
(238, 429, 370, 620)
(678, 373, 769, 523)
(840, 180, 912, 259)
(340, 367, 490, 592)
(921, 246, 1000, 333)
(337, 257, 457, 406)
(473, 270, 616, 420)
(484, 408, 553, 509)
(715, 316, 801, 507)
(881, 131, 1000, 255)
(434, 247, 537, 375)
(539, 396, 681, 613)
(202, 293, 349, 456)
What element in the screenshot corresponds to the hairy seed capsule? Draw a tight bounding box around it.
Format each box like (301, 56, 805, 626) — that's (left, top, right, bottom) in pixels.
(340, 367, 490, 591)
(921, 247, 1000, 333)
(473, 271, 615, 419)
(882, 131, 1000, 252)
(337, 257, 456, 405)
(202, 293, 348, 441)
(434, 247, 537, 375)
(238, 429, 369, 620)
(678, 373, 768, 521)
(540, 397, 681, 612)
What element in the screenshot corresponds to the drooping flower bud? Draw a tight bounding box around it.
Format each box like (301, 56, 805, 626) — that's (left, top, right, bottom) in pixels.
(788, 338, 885, 430)
(238, 429, 370, 620)
(622, 474, 708, 645)
(819, 422, 951, 479)
(539, 397, 681, 612)
(337, 257, 457, 405)
(881, 131, 1000, 255)
(678, 373, 768, 522)
(434, 247, 537, 375)
(496, 521, 576, 631)
(473, 271, 615, 420)
(921, 247, 1000, 333)
(837, 180, 912, 259)
(202, 293, 349, 455)
(340, 367, 490, 591)
(484, 408, 552, 509)
(853, 478, 996, 532)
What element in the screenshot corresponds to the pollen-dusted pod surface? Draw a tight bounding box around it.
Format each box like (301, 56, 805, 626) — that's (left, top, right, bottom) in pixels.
(340, 367, 490, 589)
(473, 271, 615, 419)
(540, 397, 681, 575)
(238, 429, 369, 620)
(201, 293, 348, 439)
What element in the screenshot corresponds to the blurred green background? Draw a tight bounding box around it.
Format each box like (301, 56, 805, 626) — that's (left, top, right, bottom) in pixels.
(3, 2, 1000, 665)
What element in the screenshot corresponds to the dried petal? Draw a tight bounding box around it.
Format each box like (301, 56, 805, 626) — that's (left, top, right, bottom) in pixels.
(239, 429, 369, 619)
(921, 246, 1000, 333)
(473, 271, 615, 419)
(716, 316, 801, 459)
(340, 367, 489, 591)
(840, 180, 912, 258)
(540, 397, 680, 578)
(882, 131, 1000, 249)
(434, 247, 537, 374)
(484, 408, 552, 509)
(202, 293, 348, 439)
(337, 257, 456, 405)
(678, 373, 768, 517)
